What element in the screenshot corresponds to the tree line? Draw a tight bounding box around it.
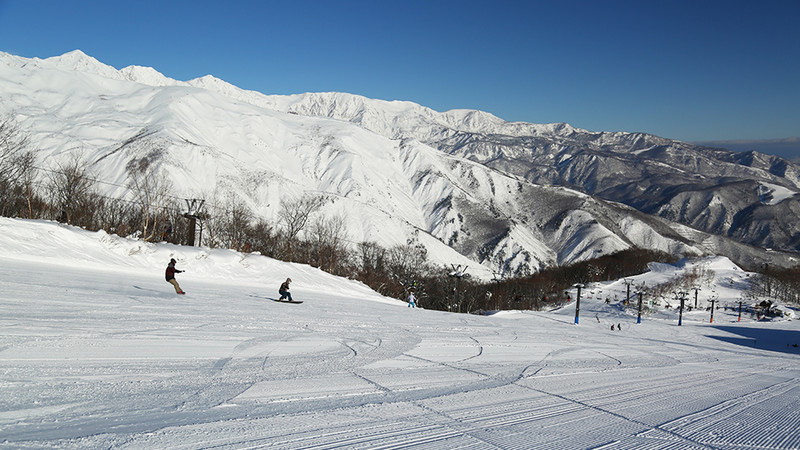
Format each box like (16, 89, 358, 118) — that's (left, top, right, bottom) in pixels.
(2, 116, 797, 312)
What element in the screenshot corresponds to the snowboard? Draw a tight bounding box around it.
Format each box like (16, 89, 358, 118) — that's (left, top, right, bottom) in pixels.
(270, 297, 303, 304)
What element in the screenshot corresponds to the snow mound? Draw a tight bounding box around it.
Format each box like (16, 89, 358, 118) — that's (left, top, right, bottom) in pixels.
(0, 217, 389, 302)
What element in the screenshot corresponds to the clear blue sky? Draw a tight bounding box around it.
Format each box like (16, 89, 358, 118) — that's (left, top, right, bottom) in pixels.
(0, 0, 798, 152)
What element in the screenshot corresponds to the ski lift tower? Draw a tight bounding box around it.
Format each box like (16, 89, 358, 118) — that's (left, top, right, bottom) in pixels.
(674, 290, 689, 326)
(573, 283, 585, 325)
(635, 282, 646, 324)
(624, 278, 634, 306)
(183, 199, 206, 246)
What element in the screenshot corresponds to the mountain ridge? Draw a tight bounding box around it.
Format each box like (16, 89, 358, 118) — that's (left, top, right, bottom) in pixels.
(261, 91, 800, 256)
(0, 50, 796, 276)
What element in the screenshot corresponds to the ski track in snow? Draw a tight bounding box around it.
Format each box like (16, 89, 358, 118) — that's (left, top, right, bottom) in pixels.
(1, 224, 800, 448)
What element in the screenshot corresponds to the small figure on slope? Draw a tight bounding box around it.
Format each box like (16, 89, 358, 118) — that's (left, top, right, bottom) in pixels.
(408, 291, 417, 308)
(165, 258, 185, 294)
(279, 277, 293, 302)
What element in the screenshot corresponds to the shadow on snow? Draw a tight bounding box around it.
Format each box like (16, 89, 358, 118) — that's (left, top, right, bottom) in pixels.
(708, 325, 800, 356)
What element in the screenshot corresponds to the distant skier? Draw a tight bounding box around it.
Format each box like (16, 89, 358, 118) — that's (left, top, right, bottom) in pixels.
(408, 291, 417, 308)
(165, 258, 185, 294)
(279, 278, 293, 301)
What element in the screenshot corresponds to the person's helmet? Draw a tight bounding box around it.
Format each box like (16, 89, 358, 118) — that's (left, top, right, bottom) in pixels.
(170, 258, 176, 264)
(286, 277, 292, 282)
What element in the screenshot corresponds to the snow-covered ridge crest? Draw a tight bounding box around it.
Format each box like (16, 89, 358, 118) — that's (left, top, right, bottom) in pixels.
(24, 50, 578, 139)
(119, 65, 179, 87)
(44, 49, 121, 78)
(0, 50, 242, 95)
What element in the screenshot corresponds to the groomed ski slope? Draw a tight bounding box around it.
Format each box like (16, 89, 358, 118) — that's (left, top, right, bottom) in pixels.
(1, 218, 799, 449)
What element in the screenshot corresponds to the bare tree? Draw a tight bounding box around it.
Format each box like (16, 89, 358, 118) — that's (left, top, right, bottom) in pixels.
(278, 193, 328, 260)
(308, 214, 348, 273)
(278, 193, 328, 240)
(0, 116, 39, 218)
(0, 116, 31, 181)
(358, 241, 386, 274)
(17, 150, 39, 218)
(223, 199, 255, 251)
(96, 197, 137, 236)
(386, 242, 430, 286)
(46, 153, 100, 226)
(126, 157, 174, 241)
(204, 195, 254, 251)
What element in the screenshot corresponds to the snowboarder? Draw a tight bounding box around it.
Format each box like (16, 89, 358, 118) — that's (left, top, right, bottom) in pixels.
(165, 258, 185, 294)
(408, 291, 417, 308)
(279, 277, 293, 302)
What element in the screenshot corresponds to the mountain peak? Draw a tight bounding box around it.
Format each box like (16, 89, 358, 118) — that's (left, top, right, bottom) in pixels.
(189, 74, 234, 88)
(44, 49, 121, 79)
(119, 65, 177, 87)
(48, 49, 101, 67)
(53, 49, 92, 60)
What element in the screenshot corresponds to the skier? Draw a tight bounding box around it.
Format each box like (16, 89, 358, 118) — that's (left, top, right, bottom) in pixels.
(407, 291, 417, 308)
(165, 258, 185, 294)
(279, 277, 293, 301)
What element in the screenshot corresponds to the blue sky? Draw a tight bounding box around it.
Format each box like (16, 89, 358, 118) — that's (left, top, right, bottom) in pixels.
(0, 0, 798, 155)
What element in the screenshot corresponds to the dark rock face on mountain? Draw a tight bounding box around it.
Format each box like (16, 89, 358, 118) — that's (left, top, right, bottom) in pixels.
(443, 134, 800, 255)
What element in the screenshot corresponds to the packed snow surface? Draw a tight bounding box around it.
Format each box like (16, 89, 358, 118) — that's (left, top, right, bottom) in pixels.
(1, 218, 799, 449)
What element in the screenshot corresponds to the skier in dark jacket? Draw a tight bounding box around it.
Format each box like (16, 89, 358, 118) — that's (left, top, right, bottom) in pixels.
(165, 258, 185, 294)
(279, 277, 292, 301)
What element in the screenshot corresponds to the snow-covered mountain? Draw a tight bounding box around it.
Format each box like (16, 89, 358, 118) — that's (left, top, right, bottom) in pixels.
(0, 50, 795, 276)
(257, 92, 800, 255)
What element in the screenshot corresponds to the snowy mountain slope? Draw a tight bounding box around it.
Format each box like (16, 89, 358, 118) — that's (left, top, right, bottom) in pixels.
(254, 91, 800, 255)
(1, 217, 799, 449)
(0, 50, 795, 276)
